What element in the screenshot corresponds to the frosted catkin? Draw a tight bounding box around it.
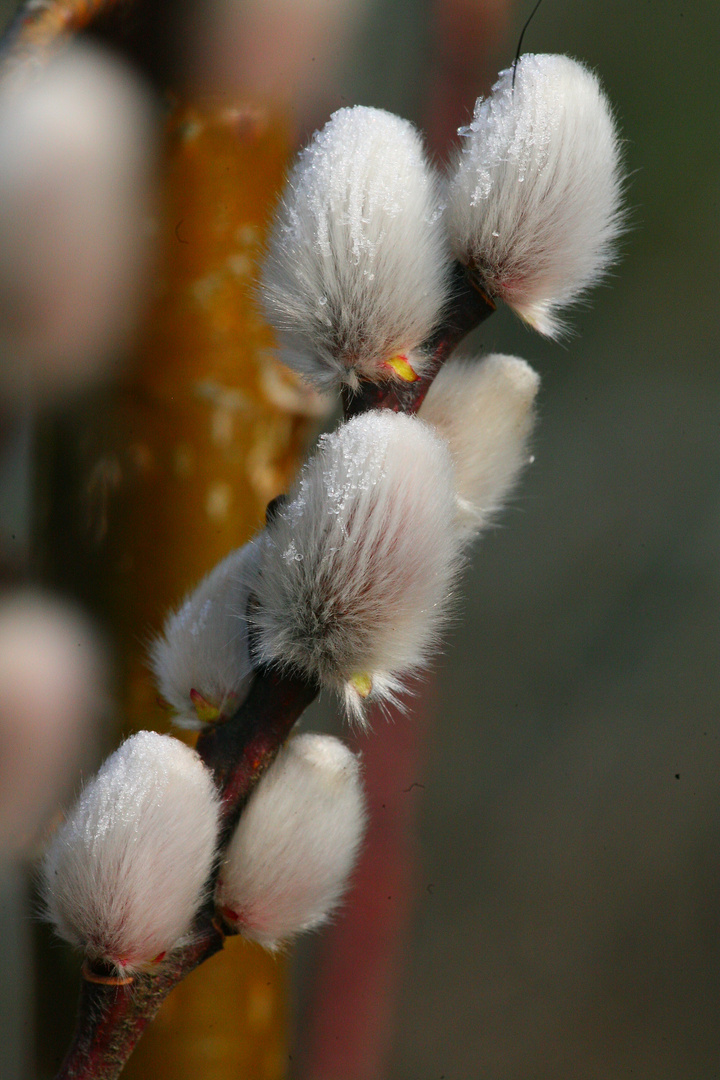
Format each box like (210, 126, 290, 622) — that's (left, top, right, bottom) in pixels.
(446, 53, 624, 337)
(261, 105, 451, 391)
(41, 731, 220, 973)
(251, 411, 463, 721)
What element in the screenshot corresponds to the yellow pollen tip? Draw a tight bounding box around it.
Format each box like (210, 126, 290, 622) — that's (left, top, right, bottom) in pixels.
(189, 688, 221, 723)
(384, 354, 419, 382)
(349, 673, 373, 698)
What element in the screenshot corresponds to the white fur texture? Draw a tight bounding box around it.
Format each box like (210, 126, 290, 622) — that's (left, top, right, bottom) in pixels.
(251, 411, 462, 721)
(420, 354, 539, 541)
(150, 540, 263, 728)
(217, 734, 366, 948)
(41, 732, 220, 973)
(446, 54, 624, 337)
(261, 105, 451, 391)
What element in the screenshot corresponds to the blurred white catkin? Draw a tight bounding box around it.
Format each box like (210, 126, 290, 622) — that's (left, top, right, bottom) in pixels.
(419, 353, 540, 541)
(217, 733, 367, 948)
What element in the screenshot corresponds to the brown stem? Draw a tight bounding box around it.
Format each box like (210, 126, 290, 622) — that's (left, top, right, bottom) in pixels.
(196, 666, 320, 842)
(50, 168, 499, 1080)
(194, 263, 497, 841)
(55, 925, 224, 1080)
(51, 257, 496, 1077)
(342, 259, 496, 420)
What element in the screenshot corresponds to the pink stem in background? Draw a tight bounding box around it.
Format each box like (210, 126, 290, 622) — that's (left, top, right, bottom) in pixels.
(297, 675, 436, 1080)
(424, 0, 511, 158)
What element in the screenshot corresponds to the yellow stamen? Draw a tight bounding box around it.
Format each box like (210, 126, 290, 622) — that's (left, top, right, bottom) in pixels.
(349, 673, 373, 698)
(384, 354, 419, 382)
(189, 688, 221, 723)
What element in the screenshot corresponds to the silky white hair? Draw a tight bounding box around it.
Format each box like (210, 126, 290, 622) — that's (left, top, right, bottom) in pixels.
(216, 733, 366, 949)
(446, 53, 625, 338)
(150, 540, 263, 728)
(261, 105, 451, 391)
(41, 731, 220, 973)
(251, 411, 463, 721)
(420, 354, 539, 541)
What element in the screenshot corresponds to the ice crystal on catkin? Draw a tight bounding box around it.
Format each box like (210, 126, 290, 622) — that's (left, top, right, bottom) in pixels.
(251, 411, 462, 721)
(420, 354, 539, 540)
(41, 732, 220, 973)
(217, 734, 366, 948)
(446, 54, 624, 337)
(261, 106, 451, 391)
(150, 540, 263, 728)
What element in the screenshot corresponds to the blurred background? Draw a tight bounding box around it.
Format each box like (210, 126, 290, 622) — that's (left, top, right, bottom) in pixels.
(0, 0, 719, 1078)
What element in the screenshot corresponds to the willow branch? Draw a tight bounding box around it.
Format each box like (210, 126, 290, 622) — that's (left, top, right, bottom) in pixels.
(54, 925, 224, 1080)
(54, 248, 497, 1080)
(196, 666, 321, 843)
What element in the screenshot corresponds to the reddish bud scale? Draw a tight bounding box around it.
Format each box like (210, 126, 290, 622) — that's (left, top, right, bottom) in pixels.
(195, 665, 320, 842)
(342, 260, 496, 419)
(55, 925, 224, 1080)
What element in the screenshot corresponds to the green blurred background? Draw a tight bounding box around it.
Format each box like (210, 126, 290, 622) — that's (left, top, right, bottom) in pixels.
(303, 1, 720, 1077)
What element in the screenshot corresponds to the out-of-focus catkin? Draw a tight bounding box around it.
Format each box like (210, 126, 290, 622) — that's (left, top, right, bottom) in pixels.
(217, 734, 366, 948)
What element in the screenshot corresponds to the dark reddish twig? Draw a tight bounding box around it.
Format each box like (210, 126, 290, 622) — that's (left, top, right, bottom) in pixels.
(55, 925, 224, 1080)
(196, 666, 321, 842)
(342, 260, 496, 419)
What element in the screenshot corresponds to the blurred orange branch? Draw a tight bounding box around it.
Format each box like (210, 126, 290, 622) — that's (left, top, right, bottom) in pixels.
(2, 0, 129, 65)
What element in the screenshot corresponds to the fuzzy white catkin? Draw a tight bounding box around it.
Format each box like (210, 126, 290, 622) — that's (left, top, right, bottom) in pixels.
(250, 411, 463, 721)
(150, 539, 263, 728)
(41, 732, 220, 973)
(216, 734, 366, 948)
(261, 105, 451, 391)
(419, 354, 539, 541)
(446, 53, 624, 338)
